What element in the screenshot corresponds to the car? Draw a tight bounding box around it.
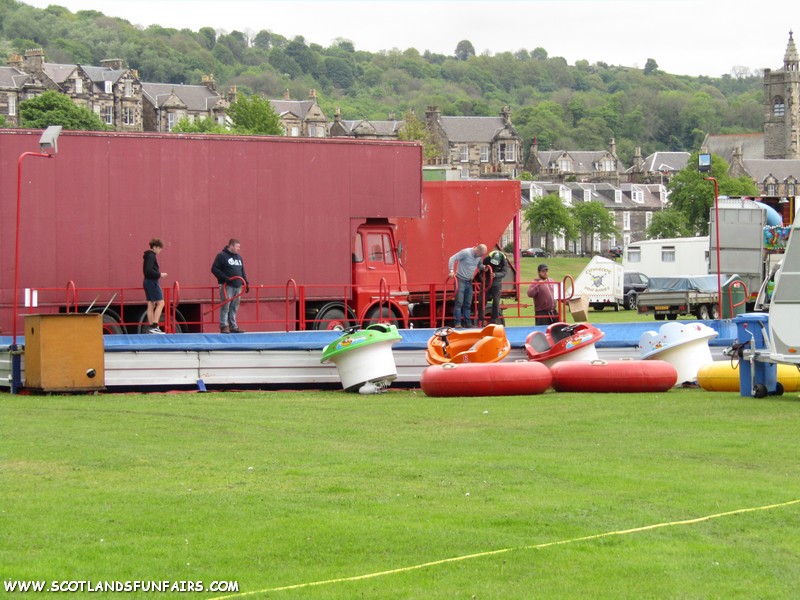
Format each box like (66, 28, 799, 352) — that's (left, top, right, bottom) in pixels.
(623, 271, 650, 310)
(608, 245, 623, 258)
(521, 247, 548, 258)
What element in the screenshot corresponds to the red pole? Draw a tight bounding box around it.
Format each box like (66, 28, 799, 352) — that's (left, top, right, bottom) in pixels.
(705, 177, 722, 320)
(14, 151, 54, 347)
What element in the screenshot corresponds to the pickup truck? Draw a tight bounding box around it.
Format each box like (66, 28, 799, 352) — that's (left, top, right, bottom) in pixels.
(636, 275, 744, 320)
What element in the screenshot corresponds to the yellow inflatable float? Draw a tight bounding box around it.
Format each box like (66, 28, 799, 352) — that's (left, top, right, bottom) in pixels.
(697, 360, 800, 392)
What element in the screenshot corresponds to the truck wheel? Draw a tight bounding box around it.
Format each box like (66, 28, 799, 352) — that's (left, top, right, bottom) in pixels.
(363, 305, 400, 328)
(314, 303, 352, 331)
(711, 304, 720, 319)
(625, 294, 637, 311)
(137, 309, 187, 333)
(667, 314, 678, 320)
(88, 308, 125, 335)
(655, 314, 666, 321)
(695, 305, 710, 320)
(591, 304, 604, 311)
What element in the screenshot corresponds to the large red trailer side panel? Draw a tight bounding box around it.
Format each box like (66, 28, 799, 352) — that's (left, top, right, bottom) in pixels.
(0, 129, 422, 329)
(395, 180, 521, 290)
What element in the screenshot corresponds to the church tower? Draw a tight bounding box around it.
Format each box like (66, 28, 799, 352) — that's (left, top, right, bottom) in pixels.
(764, 31, 800, 159)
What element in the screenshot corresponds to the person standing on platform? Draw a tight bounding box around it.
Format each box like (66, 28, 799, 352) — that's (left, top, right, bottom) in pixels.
(448, 244, 487, 328)
(142, 238, 167, 334)
(211, 238, 249, 333)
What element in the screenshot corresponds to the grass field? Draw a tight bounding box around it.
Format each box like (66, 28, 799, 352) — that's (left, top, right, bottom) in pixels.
(3, 388, 800, 598)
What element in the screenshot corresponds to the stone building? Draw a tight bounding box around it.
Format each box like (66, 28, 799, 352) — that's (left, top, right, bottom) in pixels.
(270, 89, 328, 137)
(141, 76, 232, 132)
(525, 138, 622, 184)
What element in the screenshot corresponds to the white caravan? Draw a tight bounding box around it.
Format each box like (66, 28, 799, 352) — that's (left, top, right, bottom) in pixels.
(623, 237, 709, 277)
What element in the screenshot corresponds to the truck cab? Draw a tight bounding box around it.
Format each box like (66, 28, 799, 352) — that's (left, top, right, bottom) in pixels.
(351, 219, 409, 326)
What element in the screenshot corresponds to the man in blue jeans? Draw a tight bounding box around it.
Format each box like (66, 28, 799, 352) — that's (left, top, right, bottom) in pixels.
(448, 244, 487, 327)
(211, 238, 249, 333)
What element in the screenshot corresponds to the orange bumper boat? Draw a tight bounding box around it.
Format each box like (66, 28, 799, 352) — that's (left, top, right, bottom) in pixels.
(425, 324, 511, 365)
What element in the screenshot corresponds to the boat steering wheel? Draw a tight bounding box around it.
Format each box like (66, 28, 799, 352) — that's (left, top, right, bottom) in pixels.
(433, 326, 455, 339)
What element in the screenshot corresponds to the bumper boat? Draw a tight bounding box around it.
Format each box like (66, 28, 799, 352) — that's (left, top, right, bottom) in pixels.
(550, 359, 678, 393)
(321, 324, 403, 393)
(525, 322, 605, 366)
(425, 324, 511, 365)
(421, 361, 552, 397)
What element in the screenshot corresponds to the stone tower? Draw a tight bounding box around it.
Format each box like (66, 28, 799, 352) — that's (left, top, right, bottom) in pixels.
(763, 31, 800, 159)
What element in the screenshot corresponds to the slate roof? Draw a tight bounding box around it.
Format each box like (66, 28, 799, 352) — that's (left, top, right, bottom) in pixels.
(439, 116, 510, 143)
(141, 82, 223, 111)
(270, 99, 316, 120)
(0, 66, 31, 88)
(641, 151, 690, 172)
(336, 119, 403, 136)
(741, 159, 800, 182)
(41, 63, 76, 84)
(702, 132, 765, 162)
(537, 150, 617, 173)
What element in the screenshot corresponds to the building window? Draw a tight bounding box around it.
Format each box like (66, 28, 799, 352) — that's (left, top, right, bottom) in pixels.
(774, 97, 785, 117)
(8, 95, 15, 116)
(103, 106, 113, 125)
(583, 189, 591, 202)
(645, 211, 653, 229)
(558, 159, 571, 172)
(75, 78, 83, 94)
(499, 142, 516, 162)
(167, 113, 175, 131)
(788, 182, 796, 197)
(460, 145, 469, 162)
(614, 190, 622, 203)
(623, 211, 630, 231)
(661, 246, 676, 263)
(123, 107, 135, 125)
(608, 210, 615, 226)
(480, 145, 489, 163)
(124, 81, 132, 97)
(461, 166, 470, 179)
(290, 126, 300, 137)
(632, 189, 644, 203)
(767, 182, 777, 195)
(628, 248, 641, 263)
(105, 81, 113, 94)
(601, 159, 615, 171)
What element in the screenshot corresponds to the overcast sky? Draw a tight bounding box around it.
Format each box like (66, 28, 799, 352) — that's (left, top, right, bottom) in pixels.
(21, 0, 797, 77)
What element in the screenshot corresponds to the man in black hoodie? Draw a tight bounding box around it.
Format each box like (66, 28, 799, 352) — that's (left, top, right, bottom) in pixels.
(142, 238, 167, 334)
(211, 238, 249, 333)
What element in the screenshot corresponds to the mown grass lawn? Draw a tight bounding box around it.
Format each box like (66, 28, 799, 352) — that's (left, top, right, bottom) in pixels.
(3, 387, 800, 598)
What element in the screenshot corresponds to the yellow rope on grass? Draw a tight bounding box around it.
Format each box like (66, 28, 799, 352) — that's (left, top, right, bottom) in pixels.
(211, 497, 800, 599)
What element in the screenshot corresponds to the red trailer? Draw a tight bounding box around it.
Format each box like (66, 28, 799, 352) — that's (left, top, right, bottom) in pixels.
(395, 180, 521, 326)
(0, 129, 422, 333)
(1, 130, 522, 334)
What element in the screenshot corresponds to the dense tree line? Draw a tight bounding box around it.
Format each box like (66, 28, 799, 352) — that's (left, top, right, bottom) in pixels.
(0, 0, 765, 165)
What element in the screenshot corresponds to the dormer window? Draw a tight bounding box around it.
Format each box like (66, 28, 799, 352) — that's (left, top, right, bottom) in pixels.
(774, 97, 785, 117)
(767, 182, 777, 195)
(75, 78, 83, 94)
(614, 190, 622, 203)
(601, 159, 615, 172)
(558, 159, 571, 172)
(105, 81, 112, 94)
(632, 189, 644, 203)
(498, 142, 516, 162)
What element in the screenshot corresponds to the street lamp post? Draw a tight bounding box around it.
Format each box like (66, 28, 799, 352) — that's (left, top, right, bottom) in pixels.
(698, 152, 722, 320)
(704, 176, 723, 320)
(10, 126, 62, 392)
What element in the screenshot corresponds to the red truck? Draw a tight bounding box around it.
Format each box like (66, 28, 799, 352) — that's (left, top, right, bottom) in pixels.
(0, 129, 520, 334)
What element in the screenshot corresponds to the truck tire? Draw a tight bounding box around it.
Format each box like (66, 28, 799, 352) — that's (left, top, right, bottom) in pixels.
(137, 309, 187, 333)
(667, 314, 678, 320)
(695, 305, 710, 320)
(87, 308, 125, 335)
(363, 305, 400, 328)
(314, 303, 353, 331)
(655, 314, 665, 321)
(711, 304, 720, 320)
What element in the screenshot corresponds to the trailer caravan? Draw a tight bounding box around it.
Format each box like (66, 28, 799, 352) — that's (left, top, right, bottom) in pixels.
(623, 237, 709, 277)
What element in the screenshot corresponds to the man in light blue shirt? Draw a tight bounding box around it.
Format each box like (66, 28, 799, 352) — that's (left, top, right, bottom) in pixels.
(448, 244, 487, 327)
